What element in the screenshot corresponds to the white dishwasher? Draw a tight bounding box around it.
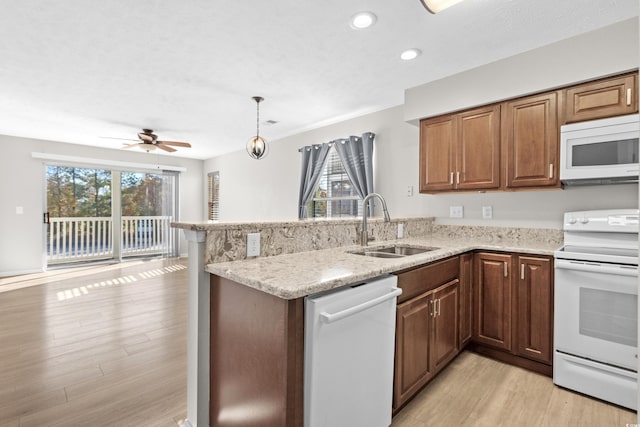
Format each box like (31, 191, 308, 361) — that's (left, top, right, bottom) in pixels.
(304, 274, 401, 427)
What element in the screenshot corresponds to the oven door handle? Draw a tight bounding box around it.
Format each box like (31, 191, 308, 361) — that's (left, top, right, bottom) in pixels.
(555, 259, 638, 277)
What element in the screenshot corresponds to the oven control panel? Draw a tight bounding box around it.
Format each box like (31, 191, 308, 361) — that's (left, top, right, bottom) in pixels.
(564, 209, 639, 233)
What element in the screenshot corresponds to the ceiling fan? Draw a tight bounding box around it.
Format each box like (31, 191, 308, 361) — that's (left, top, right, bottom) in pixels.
(106, 129, 192, 153)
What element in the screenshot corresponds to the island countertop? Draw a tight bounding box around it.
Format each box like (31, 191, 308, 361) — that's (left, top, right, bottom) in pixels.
(205, 236, 561, 299)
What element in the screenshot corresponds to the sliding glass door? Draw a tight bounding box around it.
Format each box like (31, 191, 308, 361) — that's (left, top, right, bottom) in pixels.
(45, 165, 178, 267)
(46, 166, 114, 265)
(120, 171, 178, 259)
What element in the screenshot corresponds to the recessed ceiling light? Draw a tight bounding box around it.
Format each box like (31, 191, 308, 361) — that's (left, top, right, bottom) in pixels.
(400, 48, 422, 61)
(350, 12, 377, 29)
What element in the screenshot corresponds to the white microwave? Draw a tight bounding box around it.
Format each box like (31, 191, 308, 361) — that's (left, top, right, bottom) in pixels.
(560, 114, 639, 185)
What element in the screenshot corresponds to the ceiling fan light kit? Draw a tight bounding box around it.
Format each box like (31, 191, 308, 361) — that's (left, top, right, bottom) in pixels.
(419, 0, 465, 13)
(247, 96, 269, 160)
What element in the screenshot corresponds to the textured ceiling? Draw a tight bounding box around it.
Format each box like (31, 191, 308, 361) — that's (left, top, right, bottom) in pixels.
(0, 0, 637, 159)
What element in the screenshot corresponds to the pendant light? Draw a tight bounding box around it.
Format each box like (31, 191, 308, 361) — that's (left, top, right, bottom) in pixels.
(246, 96, 269, 160)
(419, 0, 465, 13)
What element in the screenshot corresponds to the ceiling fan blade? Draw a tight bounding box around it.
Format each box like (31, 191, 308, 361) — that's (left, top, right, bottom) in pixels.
(155, 144, 177, 153)
(157, 140, 191, 148)
(123, 143, 141, 149)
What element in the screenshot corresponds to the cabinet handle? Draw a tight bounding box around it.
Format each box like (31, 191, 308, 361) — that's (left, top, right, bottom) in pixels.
(521, 263, 525, 280)
(504, 261, 508, 277)
(627, 88, 632, 106)
(429, 300, 434, 317)
(450, 172, 454, 185)
(549, 163, 554, 179)
(436, 298, 441, 316)
(456, 171, 460, 185)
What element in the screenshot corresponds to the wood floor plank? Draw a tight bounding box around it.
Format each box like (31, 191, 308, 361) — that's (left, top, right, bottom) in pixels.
(0, 258, 188, 426)
(391, 351, 637, 427)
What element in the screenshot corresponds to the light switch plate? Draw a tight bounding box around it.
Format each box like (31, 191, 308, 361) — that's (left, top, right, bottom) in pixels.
(406, 185, 414, 197)
(482, 206, 493, 219)
(246, 232, 260, 257)
(15, 206, 23, 215)
(449, 206, 464, 218)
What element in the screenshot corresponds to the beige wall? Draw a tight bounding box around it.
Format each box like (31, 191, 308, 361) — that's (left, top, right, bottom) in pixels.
(404, 18, 639, 123)
(0, 136, 203, 276)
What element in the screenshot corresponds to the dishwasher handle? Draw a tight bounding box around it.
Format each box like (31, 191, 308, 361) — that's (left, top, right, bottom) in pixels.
(320, 288, 402, 324)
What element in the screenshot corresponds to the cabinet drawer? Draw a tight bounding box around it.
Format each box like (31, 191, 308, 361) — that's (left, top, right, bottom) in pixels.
(395, 256, 459, 303)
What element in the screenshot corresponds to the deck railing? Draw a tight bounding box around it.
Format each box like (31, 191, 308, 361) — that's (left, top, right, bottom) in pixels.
(47, 216, 174, 264)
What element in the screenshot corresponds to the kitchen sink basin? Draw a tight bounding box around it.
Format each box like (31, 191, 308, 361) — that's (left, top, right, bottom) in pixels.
(349, 245, 439, 258)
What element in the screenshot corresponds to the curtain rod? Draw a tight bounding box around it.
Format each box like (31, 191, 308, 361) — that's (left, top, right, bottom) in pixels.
(297, 132, 374, 152)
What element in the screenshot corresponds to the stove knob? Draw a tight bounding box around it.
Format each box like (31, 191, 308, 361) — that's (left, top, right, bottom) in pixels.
(568, 217, 577, 224)
(580, 217, 589, 224)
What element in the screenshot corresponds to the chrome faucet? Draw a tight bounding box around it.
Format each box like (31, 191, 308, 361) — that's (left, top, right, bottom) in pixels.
(360, 193, 391, 246)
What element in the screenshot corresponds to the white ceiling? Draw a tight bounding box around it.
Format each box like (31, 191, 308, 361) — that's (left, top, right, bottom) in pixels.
(0, 0, 637, 160)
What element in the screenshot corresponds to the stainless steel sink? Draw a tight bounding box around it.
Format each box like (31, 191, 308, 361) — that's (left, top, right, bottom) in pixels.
(349, 245, 439, 258)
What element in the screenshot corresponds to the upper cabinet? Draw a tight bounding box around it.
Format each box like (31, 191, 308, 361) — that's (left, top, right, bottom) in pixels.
(418, 71, 638, 194)
(502, 92, 559, 189)
(564, 73, 638, 123)
(420, 105, 500, 193)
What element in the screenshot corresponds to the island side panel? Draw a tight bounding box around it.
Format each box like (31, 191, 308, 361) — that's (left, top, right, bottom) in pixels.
(210, 274, 304, 427)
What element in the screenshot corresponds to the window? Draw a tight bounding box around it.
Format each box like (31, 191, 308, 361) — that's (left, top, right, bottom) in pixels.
(307, 148, 362, 218)
(208, 171, 220, 221)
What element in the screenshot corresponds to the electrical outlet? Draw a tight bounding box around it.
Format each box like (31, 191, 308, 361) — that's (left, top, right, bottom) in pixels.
(406, 185, 414, 197)
(246, 232, 260, 257)
(397, 223, 404, 239)
(15, 206, 23, 215)
(449, 206, 464, 218)
(482, 206, 493, 219)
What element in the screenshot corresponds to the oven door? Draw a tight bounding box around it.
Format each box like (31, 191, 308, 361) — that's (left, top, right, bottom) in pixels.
(554, 258, 638, 371)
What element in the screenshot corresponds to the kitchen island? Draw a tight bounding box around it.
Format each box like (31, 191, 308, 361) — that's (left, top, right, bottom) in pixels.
(172, 218, 562, 427)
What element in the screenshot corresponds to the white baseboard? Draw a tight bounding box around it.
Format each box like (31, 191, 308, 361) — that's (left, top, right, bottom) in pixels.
(0, 268, 43, 278)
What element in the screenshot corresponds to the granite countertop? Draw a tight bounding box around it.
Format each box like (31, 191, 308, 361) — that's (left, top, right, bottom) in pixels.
(206, 236, 561, 300)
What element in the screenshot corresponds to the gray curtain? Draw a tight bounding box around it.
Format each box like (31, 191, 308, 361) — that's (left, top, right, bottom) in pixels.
(298, 143, 331, 219)
(333, 132, 375, 215)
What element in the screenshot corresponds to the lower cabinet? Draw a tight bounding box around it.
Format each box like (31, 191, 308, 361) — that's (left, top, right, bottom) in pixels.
(393, 257, 460, 410)
(515, 255, 553, 364)
(458, 253, 473, 347)
(392, 251, 553, 412)
(473, 252, 553, 367)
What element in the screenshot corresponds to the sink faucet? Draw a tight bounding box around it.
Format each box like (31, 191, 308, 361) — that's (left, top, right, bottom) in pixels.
(360, 193, 391, 246)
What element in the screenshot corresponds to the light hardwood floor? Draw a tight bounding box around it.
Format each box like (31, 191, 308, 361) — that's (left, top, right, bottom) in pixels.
(1, 259, 636, 426)
(0, 258, 189, 427)
(392, 351, 637, 427)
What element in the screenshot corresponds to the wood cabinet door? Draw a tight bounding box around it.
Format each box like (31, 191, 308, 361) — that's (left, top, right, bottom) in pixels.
(474, 253, 512, 351)
(458, 253, 473, 347)
(502, 92, 558, 188)
(420, 116, 456, 192)
(431, 280, 460, 373)
(394, 292, 433, 408)
(515, 256, 553, 364)
(564, 73, 638, 123)
(457, 105, 501, 190)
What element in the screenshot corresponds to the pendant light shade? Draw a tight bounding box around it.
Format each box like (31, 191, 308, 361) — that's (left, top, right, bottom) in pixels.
(246, 96, 269, 160)
(419, 0, 465, 13)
